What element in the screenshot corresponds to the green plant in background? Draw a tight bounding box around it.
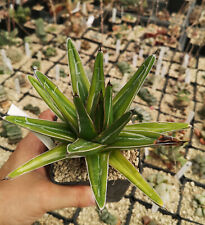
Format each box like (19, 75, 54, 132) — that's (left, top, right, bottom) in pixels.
(146, 173, 172, 203)
(59, 68, 67, 77)
(149, 144, 187, 169)
(191, 154, 205, 179)
(35, 18, 47, 43)
(116, 61, 132, 75)
(193, 192, 205, 217)
(0, 121, 22, 144)
(2, 38, 190, 209)
(137, 87, 157, 106)
(0, 29, 19, 47)
(97, 207, 119, 225)
(131, 105, 152, 123)
(43, 47, 57, 58)
(9, 5, 30, 24)
(173, 88, 190, 109)
(23, 104, 40, 115)
(31, 60, 41, 70)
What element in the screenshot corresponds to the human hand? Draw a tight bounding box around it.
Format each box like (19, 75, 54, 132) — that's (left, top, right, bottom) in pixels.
(0, 110, 95, 225)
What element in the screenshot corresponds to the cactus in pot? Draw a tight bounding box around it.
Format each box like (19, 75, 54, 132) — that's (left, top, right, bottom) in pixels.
(2, 38, 190, 210)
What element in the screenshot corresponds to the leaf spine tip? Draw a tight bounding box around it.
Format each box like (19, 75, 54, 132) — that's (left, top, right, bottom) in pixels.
(154, 49, 160, 56)
(99, 43, 102, 52)
(0, 112, 7, 118)
(73, 93, 79, 97)
(107, 80, 112, 86)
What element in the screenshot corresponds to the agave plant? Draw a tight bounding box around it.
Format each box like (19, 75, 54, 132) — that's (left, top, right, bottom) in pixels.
(3, 38, 189, 209)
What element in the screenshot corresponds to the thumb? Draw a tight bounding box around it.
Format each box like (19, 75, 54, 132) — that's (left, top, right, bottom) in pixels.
(44, 183, 96, 211)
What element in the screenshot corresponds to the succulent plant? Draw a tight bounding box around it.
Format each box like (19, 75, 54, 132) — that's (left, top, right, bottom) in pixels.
(0, 121, 22, 144)
(173, 88, 190, 109)
(147, 173, 172, 202)
(9, 5, 30, 24)
(43, 47, 57, 58)
(150, 144, 187, 169)
(31, 60, 41, 70)
(137, 87, 157, 106)
(193, 192, 205, 217)
(97, 207, 119, 225)
(59, 68, 67, 78)
(191, 154, 205, 179)
(116, 61, 132, 75)
(0, 29, 19, 47)
(35, 18, 47, 43)
(131, 105, 152, 123)
(23, 104, 40, 115)
(2, 38, 189, 209)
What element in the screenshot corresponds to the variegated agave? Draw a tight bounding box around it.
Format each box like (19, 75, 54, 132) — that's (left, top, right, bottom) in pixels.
(3, 38, 189, 209)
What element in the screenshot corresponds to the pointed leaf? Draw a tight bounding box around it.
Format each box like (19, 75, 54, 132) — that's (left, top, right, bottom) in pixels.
(109, 151, 163, 206)
(103, 82, 113, 129)
(106, 131, 184, 150)
(28, 75, 64, 121)
(67, 138, 106, 157)
(5, 116, 75, 142)
(73, 94, 97, 140)
(67, 38, 90, 103)
(123, 122, 190, 133)
(35, 71, 78, 133)
(113, 55, 155, 120)
(86, 51, 105, 114)
(86, 152, 109, 210)
(7, 144, 68, 179)
(94, 110, 133, 145)
(106, 131, 157, 150)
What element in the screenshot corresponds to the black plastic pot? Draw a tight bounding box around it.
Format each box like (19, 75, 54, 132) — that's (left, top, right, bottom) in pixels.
(48, 164, 130, 203)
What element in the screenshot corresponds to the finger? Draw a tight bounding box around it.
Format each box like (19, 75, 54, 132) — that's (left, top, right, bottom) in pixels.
(39, 109, 56, 121)
(44, 184, 96, 211)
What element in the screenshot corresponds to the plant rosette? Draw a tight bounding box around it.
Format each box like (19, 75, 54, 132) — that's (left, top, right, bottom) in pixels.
(2, 38, 190, 210)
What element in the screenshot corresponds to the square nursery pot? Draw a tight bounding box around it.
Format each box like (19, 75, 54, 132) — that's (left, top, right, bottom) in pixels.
(48, 154, 132, 203)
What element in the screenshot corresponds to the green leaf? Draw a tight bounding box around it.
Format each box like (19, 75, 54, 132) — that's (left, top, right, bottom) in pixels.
(67, 38, 90, 103)
(86, 51, 105, 114)
(109, 151, 163, 206)
(106, 131, 157, 150)
(67, 138, 106, 157)
(73, 94, 97, 140)
(28, 75, 64, 121)
(103, 82, 113, 129)
(5, 116, 75, 142)
(94, 110, 133, 145)
(7, 144, 68, 179)
(35, 70, 78, 133)
(86, 152, 109, 210)
(93, 91, 104, 133)
(113, 55, 155, 120)
(123, 122, 190, 133)
(106, 131, 184, 150)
